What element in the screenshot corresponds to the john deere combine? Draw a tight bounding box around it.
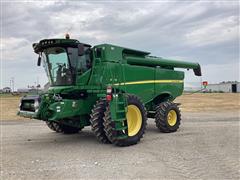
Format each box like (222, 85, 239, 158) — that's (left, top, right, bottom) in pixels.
(18, 35, 201, 146)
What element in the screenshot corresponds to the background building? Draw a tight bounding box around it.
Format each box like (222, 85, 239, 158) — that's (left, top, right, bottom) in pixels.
(206, 81, 240, 93)
(17, 88, 30, 93)
(2, 87, 11, 93)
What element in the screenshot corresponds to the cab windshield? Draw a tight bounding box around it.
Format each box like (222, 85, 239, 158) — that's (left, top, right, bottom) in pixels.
(42, 46, 91, 86)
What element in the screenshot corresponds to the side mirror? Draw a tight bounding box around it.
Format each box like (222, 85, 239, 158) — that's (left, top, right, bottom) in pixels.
(95, 48, 102, 58)
(78, 44, 85, 56)
(37, 55, 41, 66)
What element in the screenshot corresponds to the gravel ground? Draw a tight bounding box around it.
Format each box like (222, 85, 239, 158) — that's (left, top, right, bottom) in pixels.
(1, 112, 239, 180)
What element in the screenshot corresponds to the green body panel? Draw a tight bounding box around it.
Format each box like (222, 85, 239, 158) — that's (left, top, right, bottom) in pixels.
(154, 68, 184, 99)
(121, 64, 155, 103)
(47, 97, 96, 121)
(76, 70, 91, 86)
(18, 39, 201, 130)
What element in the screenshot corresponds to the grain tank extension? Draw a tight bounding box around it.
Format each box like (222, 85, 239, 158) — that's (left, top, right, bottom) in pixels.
(18, 36, 201, 146)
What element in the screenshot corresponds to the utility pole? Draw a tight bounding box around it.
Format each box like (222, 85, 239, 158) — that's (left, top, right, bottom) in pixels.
(11, 77, 14, 92)
(10, 79, 12, 92)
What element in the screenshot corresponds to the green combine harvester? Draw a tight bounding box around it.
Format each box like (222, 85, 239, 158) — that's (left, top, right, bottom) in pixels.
(18, 35, 201, 146)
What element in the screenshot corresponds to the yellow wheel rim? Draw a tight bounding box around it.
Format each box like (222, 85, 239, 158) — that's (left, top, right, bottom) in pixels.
(167, 110, 177, 126)
(126, 105, 142, 136)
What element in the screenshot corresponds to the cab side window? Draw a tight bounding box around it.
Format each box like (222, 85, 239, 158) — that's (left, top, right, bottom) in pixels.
(68, 47, 92, 75)
(77, 47, 92, 74)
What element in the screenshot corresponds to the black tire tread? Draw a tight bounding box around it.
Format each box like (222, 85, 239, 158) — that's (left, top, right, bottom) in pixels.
(90, 99, 110, 143)
(155, 101, 181, 133)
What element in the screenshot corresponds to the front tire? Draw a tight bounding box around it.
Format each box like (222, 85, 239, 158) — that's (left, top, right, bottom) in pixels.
(104, 94, 147, 146)
(155, 101, 181, 133)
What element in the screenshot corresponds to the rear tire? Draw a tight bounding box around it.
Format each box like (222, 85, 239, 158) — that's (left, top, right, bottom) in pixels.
(90, 99, 110, 143)
(104, 94, 147, 147)
(155, 101, 181, 133)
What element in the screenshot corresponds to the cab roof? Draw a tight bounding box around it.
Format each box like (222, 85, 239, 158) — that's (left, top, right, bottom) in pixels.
(33, 38, 91, 53)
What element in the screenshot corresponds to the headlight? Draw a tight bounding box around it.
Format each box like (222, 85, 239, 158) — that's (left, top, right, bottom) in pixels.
(34, 100, 39, 112)
(18, 98, 23, 110)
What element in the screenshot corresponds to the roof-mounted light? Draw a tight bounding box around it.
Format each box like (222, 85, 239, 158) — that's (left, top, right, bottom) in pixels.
(41, 40, 56, 46)
(65, 33, 70, 39)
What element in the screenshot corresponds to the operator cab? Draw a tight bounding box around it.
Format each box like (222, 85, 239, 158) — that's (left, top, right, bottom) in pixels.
(33, 36, 92, 86)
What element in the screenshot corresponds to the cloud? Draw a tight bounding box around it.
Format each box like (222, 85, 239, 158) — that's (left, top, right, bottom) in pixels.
(1, 37, 28, 50)
(185, 16, 239, 46)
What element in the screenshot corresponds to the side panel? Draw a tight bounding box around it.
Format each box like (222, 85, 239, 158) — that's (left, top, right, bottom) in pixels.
(120, 64, 155, 103)
(86, 59, 183, 103)
(155, 67, 184, 100)
(76, 69, 91, 86)
(88, 61, 155, 103)
(88, 62, 122, 87)
(46, 95, 98, 121)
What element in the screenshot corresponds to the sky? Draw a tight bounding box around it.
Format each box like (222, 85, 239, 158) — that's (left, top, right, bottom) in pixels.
(1, 0, 239, 90)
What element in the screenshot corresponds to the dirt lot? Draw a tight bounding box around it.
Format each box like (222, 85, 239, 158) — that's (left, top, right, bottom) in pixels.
(1, 93, 240, 179)
(175, 93, 240, 112)
(0, 94, 25, 121)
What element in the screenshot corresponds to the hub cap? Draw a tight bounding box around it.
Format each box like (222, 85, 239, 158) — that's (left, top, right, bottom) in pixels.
(167, 110, 177, 126)
(126, 105, 142, 136)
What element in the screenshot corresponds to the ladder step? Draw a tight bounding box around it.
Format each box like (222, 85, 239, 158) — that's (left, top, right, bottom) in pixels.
(113, 126, 128, 131)
(117, 102, 125, 105)
(116, 134, 128, 139)
(114, 118, 126, 122)
(116, 110, 125, 113)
